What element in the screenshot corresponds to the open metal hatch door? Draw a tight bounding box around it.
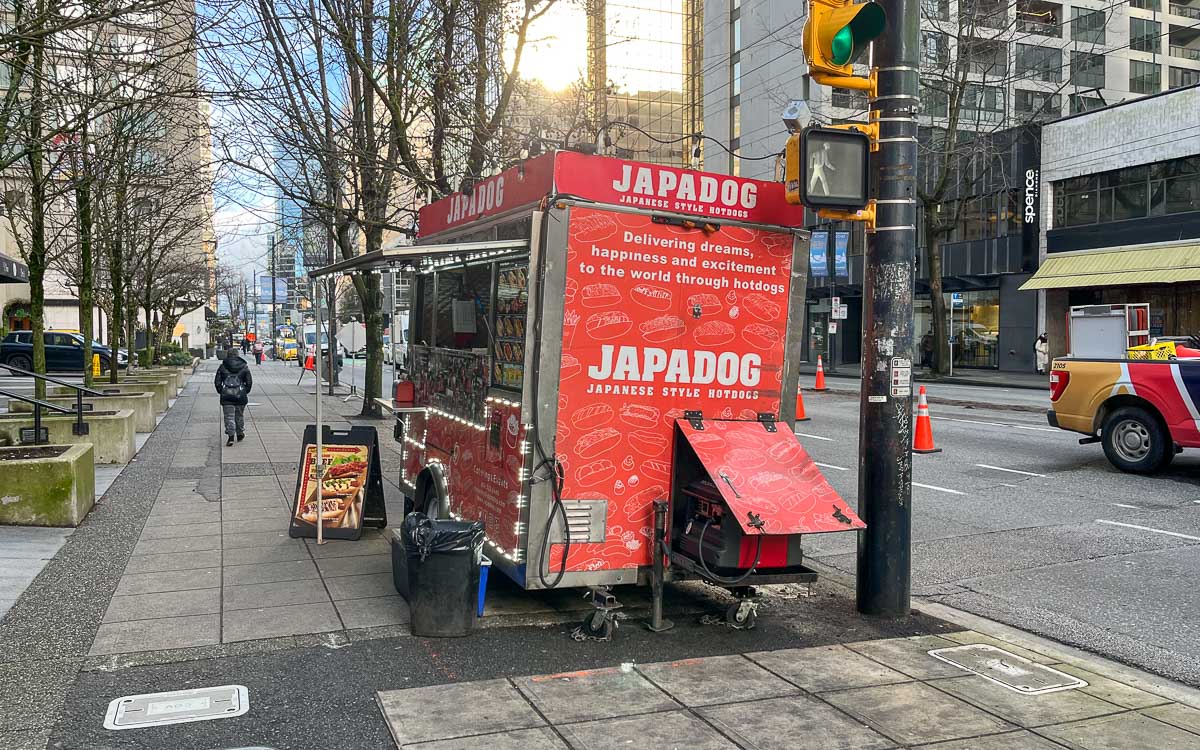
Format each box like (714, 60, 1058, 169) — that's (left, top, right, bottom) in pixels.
(676, 419, 865, 535)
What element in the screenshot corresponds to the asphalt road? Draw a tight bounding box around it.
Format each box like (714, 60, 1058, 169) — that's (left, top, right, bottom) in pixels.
(795, 386, 1200, 686)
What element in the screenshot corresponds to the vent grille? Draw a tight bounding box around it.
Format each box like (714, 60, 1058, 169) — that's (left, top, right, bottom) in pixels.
(551, 500, 607, 543)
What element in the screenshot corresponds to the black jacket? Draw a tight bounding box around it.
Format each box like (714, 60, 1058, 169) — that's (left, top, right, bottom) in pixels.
(215, 353, 253, 406)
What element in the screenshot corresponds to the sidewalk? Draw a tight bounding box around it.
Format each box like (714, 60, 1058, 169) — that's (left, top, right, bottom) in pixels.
(2, 360, 1198, 749)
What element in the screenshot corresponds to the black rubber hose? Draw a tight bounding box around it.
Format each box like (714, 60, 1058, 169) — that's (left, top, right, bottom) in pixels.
(696, 517, 763, 586)
(535, 453, 570, 589)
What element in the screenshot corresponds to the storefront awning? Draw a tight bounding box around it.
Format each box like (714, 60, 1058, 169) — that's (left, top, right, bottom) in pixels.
(307, 239, 529, 279)
(1020, 242, 1200, 290)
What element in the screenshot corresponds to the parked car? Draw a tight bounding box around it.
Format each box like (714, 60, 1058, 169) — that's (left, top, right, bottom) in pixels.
(0, 331, 126, 372)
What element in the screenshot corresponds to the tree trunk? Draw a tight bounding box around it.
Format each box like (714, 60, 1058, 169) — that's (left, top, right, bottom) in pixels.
(925, 221, 949, 376)
(78, 180, 94, 385)
(360, 273, 382, 418)
(108, 232, 124, 384)
(25, 0, 47, 399)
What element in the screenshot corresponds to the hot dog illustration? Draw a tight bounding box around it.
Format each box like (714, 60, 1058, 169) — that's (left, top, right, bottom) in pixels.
(725, 447, 767, 469)
(576, 427, 621, 458)
(722, 225, 756, 243)
(570, 212, 618, 243)
(749, 471, 791, 494)
(561, 353, 581, 379)
(585, 311, 633, 340)
(575, 458, 616, 487)
(631, 284, 672, 311)
(639, 315, 686, 343)
(572, 403, 614, 430)
(742, 323, 781, 349)
(564, 278, 578, 305)
(693, 320, 735, 346)
(641, 459, 671, 479)
(767, 439, 804, 464)
(619, 404, 660, 430)
(687, 292, 722, 316)
(742, 293, 782, 322)
(581, 283, 621, 308)
(628, 430, 668, 456)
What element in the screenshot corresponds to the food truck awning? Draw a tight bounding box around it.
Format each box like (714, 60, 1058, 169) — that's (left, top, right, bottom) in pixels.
(307, 239, 530, 279)
(677, 420, 865, 536)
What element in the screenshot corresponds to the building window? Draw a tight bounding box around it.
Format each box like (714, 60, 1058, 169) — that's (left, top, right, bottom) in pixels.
(1016, 0, 1061, 37)
(963, 0, 1008, 29)
(1015, 43, 1061, 81)
(962, 84, 1005, 125)
(1171, 66, 1200, 89)
(921, 85, 949, 117)
(921, 31, 949, 66)
(1070, 51, 1105, 88)
(1071, 8, 1105, 44)
(1015, 89, 1060, 118)
(1130, 60, 1161, 94)
(732, 16, 741, 52)
(730, 101, 741, 140)
(1069, 93, 1104, 113)
(962, 38, 1008, 75)
(922, 0, 949, 21)
(1130, 0, 1158, 8)
(731, 60, 741, 96)
(730, 146, 741, 177)
(1130, 18, 1161, 53)
(832, 89, 868, 110)
(1053, 157, 1200, 228)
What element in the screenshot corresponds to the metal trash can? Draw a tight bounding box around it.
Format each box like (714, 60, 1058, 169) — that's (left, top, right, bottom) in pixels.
(404, 512, 485, 637)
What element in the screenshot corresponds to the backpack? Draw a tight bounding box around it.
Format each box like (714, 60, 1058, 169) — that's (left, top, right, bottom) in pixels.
(220, 371, 245, 401)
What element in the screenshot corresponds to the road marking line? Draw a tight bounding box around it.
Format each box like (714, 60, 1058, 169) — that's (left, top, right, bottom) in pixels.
(999, 483, 1020, 488)
(976, 464, 1046, 478)
(1096, 520, 1200, 542)
(933, 416, 1059, 433)
(913, 482, 965, 495)
(796, 432, 834, 442)
(1109, 503, 1140, 509)
(814, 462, 849, 471)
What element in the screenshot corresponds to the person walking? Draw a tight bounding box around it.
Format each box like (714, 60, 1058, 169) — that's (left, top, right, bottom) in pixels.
(252, 339, 264, 365)
(241, 337, 250, 354)
(215, 346, 253, 447)
(1035, 333, 1049, 374)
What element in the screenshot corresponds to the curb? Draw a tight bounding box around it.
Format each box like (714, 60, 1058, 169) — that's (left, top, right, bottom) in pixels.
(799, 369, 1048, 392)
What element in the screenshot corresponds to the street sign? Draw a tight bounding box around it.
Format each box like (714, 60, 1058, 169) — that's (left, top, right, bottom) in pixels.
(951, 292, 964, 308)
(889, 357, 911, 397)
(799, 126, 871, 211)
(829, 321, 839, 334)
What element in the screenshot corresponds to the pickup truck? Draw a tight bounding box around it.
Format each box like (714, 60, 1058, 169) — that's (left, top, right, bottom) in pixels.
(0, 331, 125, 373)
(1048, 357, 1200, 473)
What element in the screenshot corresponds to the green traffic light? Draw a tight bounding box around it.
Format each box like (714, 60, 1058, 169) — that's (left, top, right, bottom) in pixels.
(830, 3, 887, 66)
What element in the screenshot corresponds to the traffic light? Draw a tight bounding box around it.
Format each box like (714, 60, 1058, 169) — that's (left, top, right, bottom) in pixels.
(800, 126, 871, 211)
(804, 0, 886, 90)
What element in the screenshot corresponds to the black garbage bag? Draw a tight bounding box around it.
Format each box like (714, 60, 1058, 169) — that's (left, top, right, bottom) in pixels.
(403, 512, 485, 637)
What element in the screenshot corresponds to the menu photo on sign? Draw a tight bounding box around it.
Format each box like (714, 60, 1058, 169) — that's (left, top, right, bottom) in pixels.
(289, 425, 387, 541)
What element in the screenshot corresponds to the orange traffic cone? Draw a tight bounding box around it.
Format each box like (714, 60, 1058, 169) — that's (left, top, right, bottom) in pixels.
(809, 355, 828, 392)
(304, 353, 315, 370)
(913, 385, 941, 454)
(795, 389, 810, 422)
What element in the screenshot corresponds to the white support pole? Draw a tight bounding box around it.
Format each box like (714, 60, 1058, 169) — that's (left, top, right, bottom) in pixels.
(314, 278, 324, 545)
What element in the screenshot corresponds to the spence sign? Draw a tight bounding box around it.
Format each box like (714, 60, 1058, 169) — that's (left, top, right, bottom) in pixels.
(1024, 169, 1039, 225)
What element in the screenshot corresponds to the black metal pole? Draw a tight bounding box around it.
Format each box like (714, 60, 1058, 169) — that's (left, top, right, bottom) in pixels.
(856, 0, 918, 617)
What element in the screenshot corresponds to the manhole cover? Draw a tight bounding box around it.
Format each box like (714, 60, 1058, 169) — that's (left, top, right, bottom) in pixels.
(928, 644, 1087, 695)
(104, 685, 249, 730)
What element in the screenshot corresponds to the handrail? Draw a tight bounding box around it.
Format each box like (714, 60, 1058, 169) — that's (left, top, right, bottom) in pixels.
(0, 387, 86, 446)
(0, 362, 106, 396)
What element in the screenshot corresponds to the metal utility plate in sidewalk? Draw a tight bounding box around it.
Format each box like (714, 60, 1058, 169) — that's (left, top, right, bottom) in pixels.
(104, 685, 249, 730)
(928, 644, 1088, 695)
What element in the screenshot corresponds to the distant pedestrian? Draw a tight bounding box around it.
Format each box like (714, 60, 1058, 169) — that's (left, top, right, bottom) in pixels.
(1035, 333, 1049, 374)
(215, 347, 253, 447)
(920, 330, 934, 369)
(252, 339, 264, 365)
(241, 337, 250, 354)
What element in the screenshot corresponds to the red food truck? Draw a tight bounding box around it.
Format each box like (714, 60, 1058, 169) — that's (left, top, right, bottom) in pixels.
(314, 151, 864, 636)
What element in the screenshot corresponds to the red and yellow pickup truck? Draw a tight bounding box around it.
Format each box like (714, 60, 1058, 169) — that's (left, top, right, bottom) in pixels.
(1048, 357, 1200, 473)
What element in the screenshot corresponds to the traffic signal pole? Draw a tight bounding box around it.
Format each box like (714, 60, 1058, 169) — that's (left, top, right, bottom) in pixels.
(856, 0, 918, 616)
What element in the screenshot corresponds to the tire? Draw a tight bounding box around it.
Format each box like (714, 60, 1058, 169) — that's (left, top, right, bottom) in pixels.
(98, 357, 111, 373)
(581, 611, 614, 640)
(725, 601, 758, 629)
(8, 354, 31, 371)
(1101, 406, 1167, 474)
(419, 481, 442, 519)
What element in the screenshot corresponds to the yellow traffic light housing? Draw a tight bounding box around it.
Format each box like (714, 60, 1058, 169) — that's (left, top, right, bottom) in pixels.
(785, 133, 803, 205)
(804, 0, 886, 93)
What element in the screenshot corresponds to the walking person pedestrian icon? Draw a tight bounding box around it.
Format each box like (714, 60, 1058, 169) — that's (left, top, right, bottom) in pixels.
(809, 142, 836, 196)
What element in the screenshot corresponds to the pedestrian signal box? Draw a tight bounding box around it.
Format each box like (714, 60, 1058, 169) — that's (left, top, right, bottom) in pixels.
(790, 126, 870, 211)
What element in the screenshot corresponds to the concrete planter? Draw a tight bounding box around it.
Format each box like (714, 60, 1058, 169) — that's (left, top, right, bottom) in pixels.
(121, 369, 183, 394)
(139, 367, 187, 391)
(0, 444, 95, 527)
(106, 379, 172, 411)
(11, 393, 157, 432)
(0, 409, 136, 464)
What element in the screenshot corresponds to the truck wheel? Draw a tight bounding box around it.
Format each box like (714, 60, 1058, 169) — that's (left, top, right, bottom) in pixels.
(1101, 407, 1166, 474)
(419, 482, 442, 519)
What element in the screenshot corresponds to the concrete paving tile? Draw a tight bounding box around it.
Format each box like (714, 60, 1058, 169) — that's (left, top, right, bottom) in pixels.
(1140, 703, 1200, 735)
(89, 614, 221, 656)
(221, 542, 309, 565)
(143, 510, 220, 527)
(221, 601, 341, 641)
(222, 559, 319, 586)
(124, 550, 221, 574)
(748, 644, 913, 692)
(137, 522, 222, 540)
(401, 727, 566, 749)
(148, 500, 218, 517)
(325, 572, 396, 601)
(223, 578, 330, 611)
(377, 679, 545, 745)
(1035, 710, 1200, 749)
(220, 516, 290, 534)
(1048, 664, 1174, 710)
(699, 694, 895, 750)
(912, 730, 1067, 748)
(132, 534, 221, 556)
(335, 595, 411, 629)
(932, 675, 1124, 728)
(222, 530, 295, 549)
(845, 635, 969, 679)
(103, 587, 221, 623)
(305, 535, 391, 558)
(560, 709, 737, 750)
(514, 667, 679, 724)
(315, 553, 392, 577)
(939, 631, 1058, 664)
(221, 505, 287, 520)
(637, 654, 799, 707)
(114, 568, 221, 596)
(823, 682, 1014, 746)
